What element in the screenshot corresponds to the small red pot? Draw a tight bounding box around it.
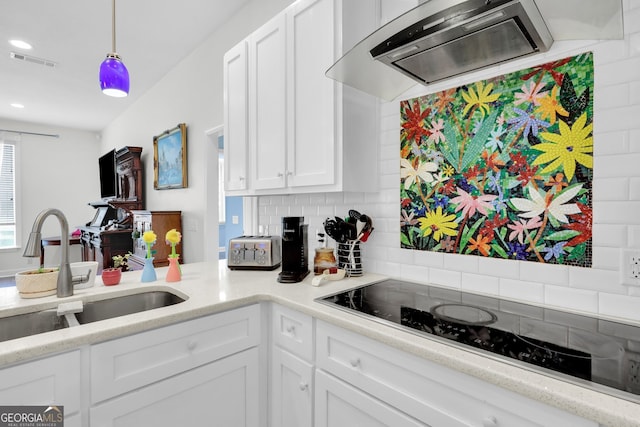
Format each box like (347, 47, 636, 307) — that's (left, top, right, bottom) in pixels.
(101, 268, 122, 286)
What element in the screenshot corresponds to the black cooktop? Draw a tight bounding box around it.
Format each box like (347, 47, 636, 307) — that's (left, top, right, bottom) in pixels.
(317, 279, 640, 403)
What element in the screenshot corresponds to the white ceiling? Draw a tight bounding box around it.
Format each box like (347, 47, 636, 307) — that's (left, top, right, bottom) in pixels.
(0, 0, 251, 132)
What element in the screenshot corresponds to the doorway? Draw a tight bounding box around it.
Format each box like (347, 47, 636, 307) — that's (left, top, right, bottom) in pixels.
(205, 126, 255, 263)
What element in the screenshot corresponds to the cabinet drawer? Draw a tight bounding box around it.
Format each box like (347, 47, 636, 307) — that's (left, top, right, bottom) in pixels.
(91, 304, 260, 403)
(315, 369, 425, 427)
(0, 350, 82, 416)
(272, 304, 313, 361)
(90, 347, 260, 427)
(316, 321, 597, 427)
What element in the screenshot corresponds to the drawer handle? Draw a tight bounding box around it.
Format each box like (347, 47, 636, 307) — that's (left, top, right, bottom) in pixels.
(286, 325, 296, 335)
(482, 416, 498, 427)
(298, 382, 309, 391)
(349, 358, 360, 368)
(187, 340, 198, 351)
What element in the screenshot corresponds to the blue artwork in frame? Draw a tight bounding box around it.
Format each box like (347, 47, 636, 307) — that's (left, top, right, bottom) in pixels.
(154, 123, 187, 189)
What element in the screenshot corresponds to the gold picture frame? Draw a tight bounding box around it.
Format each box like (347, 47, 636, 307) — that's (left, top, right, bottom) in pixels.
(153, 123, 187, 189)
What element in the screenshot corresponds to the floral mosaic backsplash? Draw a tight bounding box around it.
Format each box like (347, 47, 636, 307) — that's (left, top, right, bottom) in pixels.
(400, 52, 593, 267)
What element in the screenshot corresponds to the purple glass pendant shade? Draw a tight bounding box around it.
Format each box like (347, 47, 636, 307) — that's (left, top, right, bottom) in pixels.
(99, 53, 129, 97)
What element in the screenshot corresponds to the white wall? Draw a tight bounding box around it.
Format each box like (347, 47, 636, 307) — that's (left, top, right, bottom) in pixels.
(100, 0, 294, 265)
(260, 1, 640, 322)
(0, 119, 100, 275)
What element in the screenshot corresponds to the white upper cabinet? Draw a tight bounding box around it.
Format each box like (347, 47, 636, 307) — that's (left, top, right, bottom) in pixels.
(224, 0, 380, 195)
(223, 41, 249, 191)
(249, 13, 287, 191)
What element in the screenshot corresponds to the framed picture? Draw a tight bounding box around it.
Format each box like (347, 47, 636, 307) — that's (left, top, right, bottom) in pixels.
(153, 123, 187, 189)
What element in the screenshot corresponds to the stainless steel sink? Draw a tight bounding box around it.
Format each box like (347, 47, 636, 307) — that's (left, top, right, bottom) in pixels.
(0, 290, 186, 342)
(74, 291, 185, 324)
(0, 308, 69, 343)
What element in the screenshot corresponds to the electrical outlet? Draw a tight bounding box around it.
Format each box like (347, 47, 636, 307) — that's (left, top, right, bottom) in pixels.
(626, 352, 640, 394)
(620, 249, 640, 286)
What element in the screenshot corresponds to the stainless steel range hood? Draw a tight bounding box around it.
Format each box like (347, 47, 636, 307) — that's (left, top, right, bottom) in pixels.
(327, 0, 623, 101)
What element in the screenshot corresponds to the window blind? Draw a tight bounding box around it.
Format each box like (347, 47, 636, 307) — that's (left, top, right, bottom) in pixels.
(0, 142, 16, 248)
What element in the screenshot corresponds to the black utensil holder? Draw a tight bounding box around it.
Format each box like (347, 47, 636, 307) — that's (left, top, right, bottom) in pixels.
(337, 241, 363, 277)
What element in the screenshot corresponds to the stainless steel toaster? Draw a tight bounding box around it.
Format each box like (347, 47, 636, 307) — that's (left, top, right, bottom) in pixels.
(227, 235, 281, 270)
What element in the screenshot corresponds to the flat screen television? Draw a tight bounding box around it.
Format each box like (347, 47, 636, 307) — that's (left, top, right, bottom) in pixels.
(98, 149, 117, 200)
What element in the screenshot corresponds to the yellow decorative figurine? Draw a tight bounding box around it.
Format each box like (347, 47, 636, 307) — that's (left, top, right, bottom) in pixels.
(165, 228, 182, 282)
(141, 230, 157, 282)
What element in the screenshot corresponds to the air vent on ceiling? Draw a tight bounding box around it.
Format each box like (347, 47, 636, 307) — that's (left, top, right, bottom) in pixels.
(10, 51, 57, 68)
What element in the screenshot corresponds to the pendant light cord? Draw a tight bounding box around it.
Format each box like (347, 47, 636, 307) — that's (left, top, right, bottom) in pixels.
(111, 0, 117, 53)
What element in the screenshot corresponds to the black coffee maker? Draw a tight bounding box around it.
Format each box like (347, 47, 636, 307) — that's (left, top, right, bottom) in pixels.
(278, 216, 310, 283)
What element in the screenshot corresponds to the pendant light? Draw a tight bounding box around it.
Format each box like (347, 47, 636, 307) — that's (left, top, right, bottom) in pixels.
(99, 0, 129, 97)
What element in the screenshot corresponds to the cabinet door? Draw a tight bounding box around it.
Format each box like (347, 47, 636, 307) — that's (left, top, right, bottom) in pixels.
(223, 40, 249, 191)
(91, 304, 260, 404)
(90, 347, 260, 427)
(271, 347, 313, 427)
(315, 370, 426, 427)
(286, 0, 336, 188)
(249, 13, 287, 191)
(0, 351, 82, 421)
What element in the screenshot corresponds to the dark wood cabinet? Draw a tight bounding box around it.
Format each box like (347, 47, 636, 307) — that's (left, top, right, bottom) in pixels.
(109, 146, 144, 222)
(129, 210, 183, 270)
(80, 227, 134, 274)
(81, 146, 143, 271)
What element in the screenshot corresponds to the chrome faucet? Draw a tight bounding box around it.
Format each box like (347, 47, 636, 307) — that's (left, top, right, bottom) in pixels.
(23, 208, 76, 297)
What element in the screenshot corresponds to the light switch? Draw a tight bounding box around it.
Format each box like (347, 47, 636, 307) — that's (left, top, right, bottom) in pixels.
(232, 215, 239, 225)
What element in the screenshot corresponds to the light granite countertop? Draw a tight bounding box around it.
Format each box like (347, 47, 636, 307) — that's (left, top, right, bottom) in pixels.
(1, 262, 639, 427)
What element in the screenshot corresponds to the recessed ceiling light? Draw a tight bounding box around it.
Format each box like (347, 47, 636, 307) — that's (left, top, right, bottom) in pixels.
(10, 103, 25, 109)
(9, 39, 32, 50)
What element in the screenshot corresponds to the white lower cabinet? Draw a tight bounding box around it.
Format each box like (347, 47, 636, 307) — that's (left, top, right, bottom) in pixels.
(90, 347, 260, 427)
(315, 320, 598, 427)
(315, 369, 426, 427)
(270, 304, 315, 427)
(271, 346, 313, 427)
(0, 350, 82, 426)
(89, 304, 262, 426)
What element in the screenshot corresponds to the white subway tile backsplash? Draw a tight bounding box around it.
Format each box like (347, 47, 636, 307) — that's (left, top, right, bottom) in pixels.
(623, 3, 640, 33)
(592, 224, 627, 247)
(400, 263, 429, 284)
(594, 153, 640, 177)
(443, 253, 479, 273)
(593, 201, 640, 225)
(461, 273, 500, 296)
(592, 177, 629, 201)
(428, 267, 462, 288)
(478, 257, 520, 279)
(520, 262, 569, 286)
(629, 178, 640, 200)
(569, 266, 627, 294)
(630, 130, 640, 152)
(387, 247, 409, 264)
(599, 293, 640, 322)
(595, 82, 630, 109)
(380, 158, 398, 176)
(592, 40, 630, 65)
(343, 192, 365, 204)
(593, 130, 628, 155)
(325, 192, 344, 205)
(592, 246, 624, 270)
(629, 226, 640, 247)
(544, 285, 599, 313)
(308, 193, 326, 205)
(596, 105, 640, 133)
(413, 249, 444, 268)
(631, 80, 640, 105)
(499, 278, 544, 304)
